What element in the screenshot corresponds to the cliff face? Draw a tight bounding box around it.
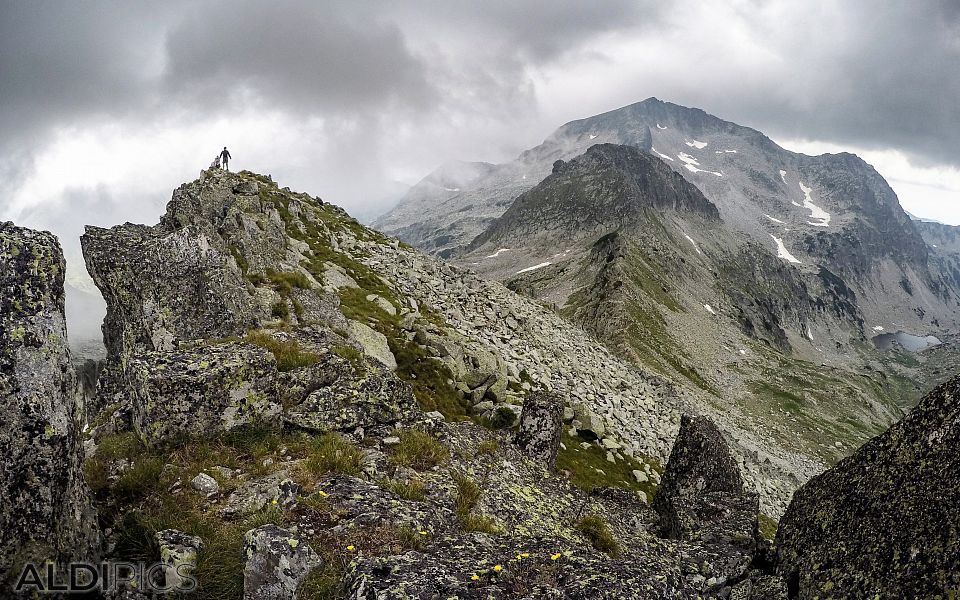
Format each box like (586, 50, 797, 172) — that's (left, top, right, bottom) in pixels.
(0, 222, 98, 584)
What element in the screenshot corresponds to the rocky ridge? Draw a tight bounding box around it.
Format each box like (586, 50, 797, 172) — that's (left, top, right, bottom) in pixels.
(0, 169, 956, 598)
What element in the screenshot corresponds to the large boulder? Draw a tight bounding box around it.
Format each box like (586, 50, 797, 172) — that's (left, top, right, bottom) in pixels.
(242, 525, 320, 599)
(284, 360, 418, 433)
(652, 415, 759, 588)
(514, 391, 563, 469)
(156, 529, 202, 592)
(125, 342, 281, 443)
(81, 223, 260, 363)
(776, 375, 960, 598)
(0, 223, 99, 584)
(346, 320, 397, 370)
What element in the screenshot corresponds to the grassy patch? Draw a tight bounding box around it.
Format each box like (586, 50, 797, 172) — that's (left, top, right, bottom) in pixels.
(575, 514, 620, 557)
(479, 406, 518, 430)
(476, 439, 499, 457)
(379, 477, 427, 502)
(451, 470, 500, 534)
(302, 433, 365, 479)
(245, 330, 320, 371)
(266, 269, 311, 293)
(555, 431, 660, 499)
(330, 344, 364, 366)
(758, 513, 778, 542)
(388, 429, 449, 470)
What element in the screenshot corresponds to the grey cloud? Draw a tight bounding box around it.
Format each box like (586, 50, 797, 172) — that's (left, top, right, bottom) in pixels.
(161, 1, 436, 117)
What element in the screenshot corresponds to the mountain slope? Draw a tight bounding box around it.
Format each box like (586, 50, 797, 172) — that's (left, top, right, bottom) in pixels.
(458, 140, 933, 481)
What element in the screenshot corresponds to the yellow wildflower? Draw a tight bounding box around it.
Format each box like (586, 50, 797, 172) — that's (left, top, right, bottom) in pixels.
(317, 490, 329, 498)
(471, 574, 479, 581)
(520, 553, 529, 558)
(346, 545, 355, 552)
(418, 531, 428, 535)
(493, 565, 502, 572)
(551, 553, 562, 561)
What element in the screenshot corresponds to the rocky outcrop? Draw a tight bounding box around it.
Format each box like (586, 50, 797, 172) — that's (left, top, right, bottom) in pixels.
(776, 375, 960, 598)
(81, 222, 261, 363)
(514, 391, 563, 469)
(126, 342, 280, 442)
(653, 415, 760, 588)
(242, 525, 319, 599)
(284, 359, 417, 433)
(0, 223, 98, 584)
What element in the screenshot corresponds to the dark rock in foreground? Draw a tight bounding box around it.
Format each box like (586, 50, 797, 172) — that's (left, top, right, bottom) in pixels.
(514, 390, 563, 469)
(776, 375, 960, 598)
(653, 415, 760, 590)
(0, 223, 98, 585)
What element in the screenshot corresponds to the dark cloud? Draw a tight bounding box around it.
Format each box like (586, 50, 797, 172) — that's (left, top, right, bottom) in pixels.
(161, 1, 435, 117)
(0, 0, 958, 237)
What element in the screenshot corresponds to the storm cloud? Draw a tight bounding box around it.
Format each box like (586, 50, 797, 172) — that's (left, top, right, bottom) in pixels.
(1, 0, 959, 275)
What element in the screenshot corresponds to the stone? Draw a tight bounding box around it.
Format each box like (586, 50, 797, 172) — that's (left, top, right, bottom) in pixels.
(382, 436, 401, 446)
(284, 357, 418, 433)
(571, 402, 606, 439)
(223, 472, 301, 519)
(365, 293, 397, 316)
(347, 319, 397, 370)
(123, 342, 281, 443)
(211, 466, 235, 479)
(652, 415, 759, 586)
(514, 391, 563, 469)
(191, 473, 220, 496)
(601, 437, 622, 450)
(0, 223, 99, 580)
(729, 575, 788, 600)
(776, 375, 960, 598)
(632, 469, 648, 483)
(233, 180, 260, 195)
(322, 262, 359, 290)
(156, 529, 203, 592)
(243, 525, 320, 600)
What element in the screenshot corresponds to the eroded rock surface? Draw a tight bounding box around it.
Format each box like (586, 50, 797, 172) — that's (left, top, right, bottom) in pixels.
(776, 375, 960, 598)
(653, 415, 760, 589)
(514, 390, 563, 469)
(0, 223, 98, 584)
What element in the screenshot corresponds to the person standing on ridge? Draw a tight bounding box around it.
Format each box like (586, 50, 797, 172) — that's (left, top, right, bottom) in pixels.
(220, 146, 231, 171)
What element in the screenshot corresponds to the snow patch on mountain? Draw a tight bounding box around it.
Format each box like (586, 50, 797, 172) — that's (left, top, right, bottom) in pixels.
(516, 262, 551, 274)
(685, 140, 709, 149)
(715, 149, 738, 154)
(652, 147, 675, 161)
(705, 304, 717, 315)
(771, 235, 802, 264)
(678, 153, 723, 177)
(779, 170, 788, 184)
(794, 181, 831, 227)
(765, 214, 786, 224)
(656, 123, 667, 130)
(683, 234, 703, 255)
(486, 248, 510, 258)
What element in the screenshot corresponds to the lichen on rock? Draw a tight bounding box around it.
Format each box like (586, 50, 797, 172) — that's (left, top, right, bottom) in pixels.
(0, 222, 99, 585)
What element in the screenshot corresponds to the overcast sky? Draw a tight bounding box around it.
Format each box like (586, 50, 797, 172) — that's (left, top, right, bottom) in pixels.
(2, 0, 959, 286)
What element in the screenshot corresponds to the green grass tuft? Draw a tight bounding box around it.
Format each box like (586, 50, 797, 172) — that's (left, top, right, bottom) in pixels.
(302, 433, 365, 478)
(575, 514, 620, 557)
(388, 429, 449, 470)
(451, 470, 500, 534)
(245, 331, 320, 371)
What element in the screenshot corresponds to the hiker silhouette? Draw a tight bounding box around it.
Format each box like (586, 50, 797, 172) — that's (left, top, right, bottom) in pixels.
(220, 147, 231, 171)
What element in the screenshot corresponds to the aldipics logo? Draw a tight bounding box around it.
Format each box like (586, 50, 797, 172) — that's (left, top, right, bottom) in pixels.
(13, 561, 198, 594)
